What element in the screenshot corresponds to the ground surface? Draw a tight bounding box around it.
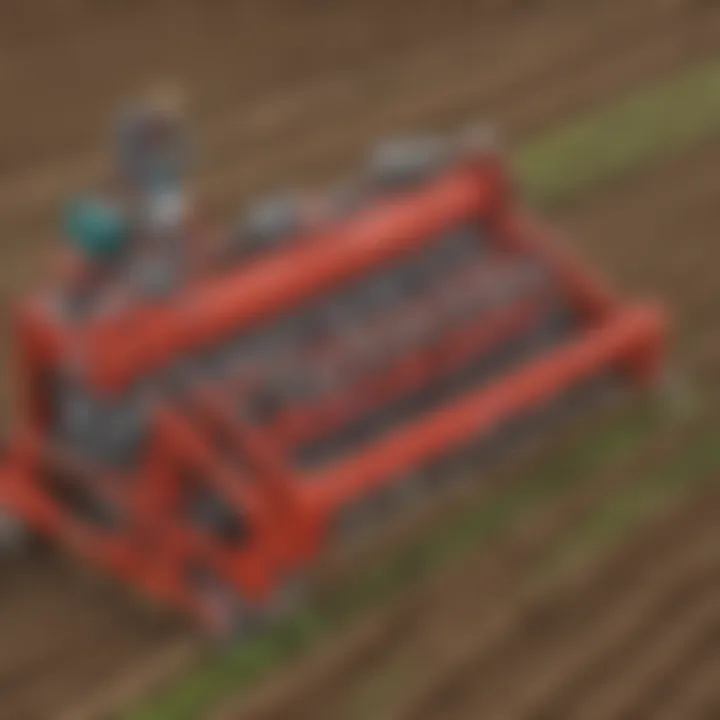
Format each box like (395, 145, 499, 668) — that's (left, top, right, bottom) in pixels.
(0, 1, 718, 718)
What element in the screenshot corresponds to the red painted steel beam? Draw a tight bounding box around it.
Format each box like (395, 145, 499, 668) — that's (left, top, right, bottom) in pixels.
(303, 302, 667, 515)
(270, 293, 551, 450)
(79, 168, 498, 392)
(144, 409, 280, 594)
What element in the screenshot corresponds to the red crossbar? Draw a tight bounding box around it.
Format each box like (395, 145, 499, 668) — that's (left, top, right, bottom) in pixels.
(270, 293, 552, 451)
(304, 303, 666, 515)
(81, 168, 498, 392)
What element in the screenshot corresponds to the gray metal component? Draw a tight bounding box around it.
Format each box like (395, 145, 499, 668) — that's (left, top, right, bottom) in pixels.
(57, 286, 102, 323)
(129, 255, 182, 298)
(353, 272, 408, 315)
(369, 136, 450, 190)
(403, 227, 485, 294)
(240, 194, 302, 252)
(486, 259, 551, 309)
(115, 103, 192, 193)
(227, 223, 487, 412)
(164, 357, 202, 393)
(53, 378, 153, 467)
(431, 227, 484, 269)
(190, 489, 248, 543)
(293, 297, 578, 471)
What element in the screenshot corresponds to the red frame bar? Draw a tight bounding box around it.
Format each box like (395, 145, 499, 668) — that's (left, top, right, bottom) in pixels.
(302, 303, 666, 516)
(186, 392, 321, 564)
(269, 292, 552, 451)
(81, 168, 499, 392)
(0, 432, 213, 622)
(143, 409, 281, 597)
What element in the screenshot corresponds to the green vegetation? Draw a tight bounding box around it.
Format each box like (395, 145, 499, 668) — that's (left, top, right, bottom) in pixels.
(518, 58, 720, 207)
(545, 420, 720, 579)
(129, 57, 720, 720)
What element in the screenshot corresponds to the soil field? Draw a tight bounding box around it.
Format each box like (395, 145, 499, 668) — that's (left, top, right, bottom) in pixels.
(0, 1, 718, 717)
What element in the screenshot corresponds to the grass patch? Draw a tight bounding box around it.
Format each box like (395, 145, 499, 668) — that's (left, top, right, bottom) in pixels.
(128, 57, 720, 719)
(518, 58, 720, 207)
(547, 420, 720, 577)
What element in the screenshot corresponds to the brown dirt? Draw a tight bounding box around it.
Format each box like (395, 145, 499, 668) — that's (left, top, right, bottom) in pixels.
(410, 490, 720, 720)
(0, 0, 718, 717)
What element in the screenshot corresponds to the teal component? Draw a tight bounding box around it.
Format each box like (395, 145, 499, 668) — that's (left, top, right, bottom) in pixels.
(64, 198, 130, 261)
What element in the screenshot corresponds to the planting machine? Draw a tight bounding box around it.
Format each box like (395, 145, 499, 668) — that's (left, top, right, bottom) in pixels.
(0, 121, 667, 633)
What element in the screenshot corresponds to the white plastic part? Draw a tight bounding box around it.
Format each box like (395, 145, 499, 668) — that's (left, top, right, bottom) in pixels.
(145, 188, 188, 235)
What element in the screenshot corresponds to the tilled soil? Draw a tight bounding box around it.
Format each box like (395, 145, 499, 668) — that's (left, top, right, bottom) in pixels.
(0, 1, 718, 717)
(410, 489, 720, 720)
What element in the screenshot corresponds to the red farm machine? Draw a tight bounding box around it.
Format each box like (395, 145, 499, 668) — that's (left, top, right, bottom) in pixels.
(0, 126, 667, 634)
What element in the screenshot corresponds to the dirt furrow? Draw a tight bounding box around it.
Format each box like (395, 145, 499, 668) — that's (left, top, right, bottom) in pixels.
(0, 0, 703, 228)
(0, 604, 185, 718)
(574, 591, 720, 720)
(0, 555, 183, 672)
(0, 0, 507, 172)
(643, 643, 720, 720)
(195, 1, 669, 177)
(0, 0, 637, 202)
(370, 434, 716, 720)
(560, 139, 720, 285)
(198, 0, 705, 184)
(202, 10, 720, 219)
(1, 626, 164, 720)
(400, 487, 720, 720)
(520, 540, 720, 718)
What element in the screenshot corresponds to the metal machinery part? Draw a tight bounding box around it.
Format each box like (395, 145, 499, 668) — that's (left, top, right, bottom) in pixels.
(0, 134, 667, 632)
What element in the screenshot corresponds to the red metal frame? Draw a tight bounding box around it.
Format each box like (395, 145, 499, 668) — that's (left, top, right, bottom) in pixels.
(0, 156, 667, 629)
(267, 292, 552, 450)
